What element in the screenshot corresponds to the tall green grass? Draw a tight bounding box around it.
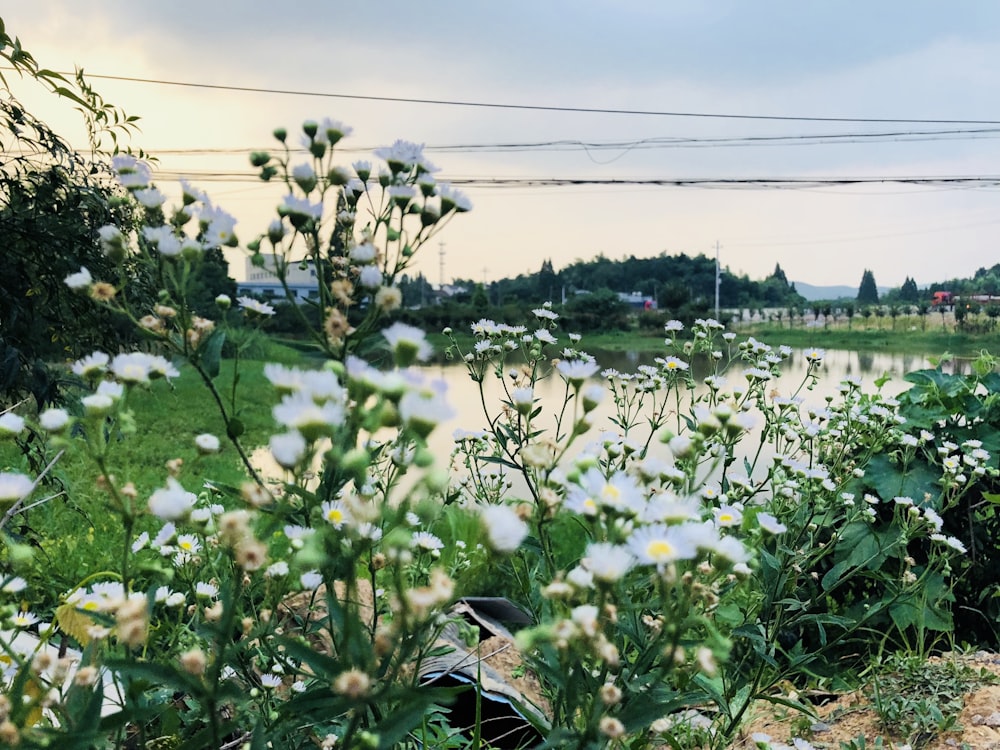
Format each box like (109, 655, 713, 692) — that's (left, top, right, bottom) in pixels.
(0, 349, 304, 602)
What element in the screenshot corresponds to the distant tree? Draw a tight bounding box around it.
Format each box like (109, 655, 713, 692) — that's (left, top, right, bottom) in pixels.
(188, 247, 238, 316)
(560, 289, 630, 332)
(988, 305, 1000, 330)
(844, 302, 855, 330)
(536, 258, 559, 302)
(899, 276, 920, 303)
(954, 303, 967, 331)
(857, 269, 880, 305)
(471, 283, 489, 312)
(916, 302, 929, 331)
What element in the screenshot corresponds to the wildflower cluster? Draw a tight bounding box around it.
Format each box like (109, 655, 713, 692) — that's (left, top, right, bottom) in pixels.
(0, 116, 992, 750)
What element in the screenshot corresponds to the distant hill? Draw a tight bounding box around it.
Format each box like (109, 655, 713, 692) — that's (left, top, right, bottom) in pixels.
(793, 281, 890, 302)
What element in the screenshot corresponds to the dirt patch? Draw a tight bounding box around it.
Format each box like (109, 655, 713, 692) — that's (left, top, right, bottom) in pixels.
(729, 652, 1000, 750)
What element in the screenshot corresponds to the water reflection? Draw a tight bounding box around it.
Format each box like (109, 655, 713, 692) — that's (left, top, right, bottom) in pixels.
(252, 348, 961, 484)
(422, 348, 950, 469)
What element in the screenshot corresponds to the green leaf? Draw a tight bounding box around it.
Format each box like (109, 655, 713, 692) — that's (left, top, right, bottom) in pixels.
(862, 453, 940, 505)
(199, 329, 226, 379)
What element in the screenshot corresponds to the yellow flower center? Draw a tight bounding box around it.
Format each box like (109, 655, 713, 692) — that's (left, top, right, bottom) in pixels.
(646, 540, 674, 560)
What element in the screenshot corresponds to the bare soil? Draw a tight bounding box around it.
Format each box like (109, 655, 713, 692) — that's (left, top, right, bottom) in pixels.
(727, 652, 1000, 750)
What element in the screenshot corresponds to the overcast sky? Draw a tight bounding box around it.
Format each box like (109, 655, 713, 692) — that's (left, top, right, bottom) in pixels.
(6, 2, 1000, 288)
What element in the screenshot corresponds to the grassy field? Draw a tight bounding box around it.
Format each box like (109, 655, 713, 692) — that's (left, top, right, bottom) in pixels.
(0, 354, 290, 597)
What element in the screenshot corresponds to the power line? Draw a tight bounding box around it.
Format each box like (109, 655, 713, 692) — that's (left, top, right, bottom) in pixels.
(142, 169, 1000, 189)
(34, 69, 1000, 126)
(11, 126, 1000, 157)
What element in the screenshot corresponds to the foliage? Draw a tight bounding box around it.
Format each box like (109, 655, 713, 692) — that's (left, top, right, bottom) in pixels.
(887, 353, 1000, 646)
(0, 22, 151, 408)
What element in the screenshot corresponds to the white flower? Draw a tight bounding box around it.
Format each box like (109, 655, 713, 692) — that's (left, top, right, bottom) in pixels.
(0, 412, 25, 437)
(111, 154, 151, 187)
(260, 673, 283, 689)
(357, 264, 383, 288)
(131, 532, 150, 552)
(557, 359, 600, 384)
(71, 351, 110, 379)
(930, 533, 967, 554)
(511, 387, 534, 411)
(273, 393, 344, 440)
(374, 139, 434, 173)
(412, 531, 444, 552)
(480, 505, 528, 553)
(321, 500, 350, 528)
(300, 570, 323, 590)
(65, 267, 93, 290)
(238, 296, 276, 317)
(627, 524, 698, 567)
(143, 225, 182, 257)
(194, 433, 220, 454)
(437, 183, 471, 212)
(713, 505, 743, 528)
(292, 162, 316, 190)
(148, 478, 197, 520)
(134, 187, 166, 208)
(195, 581, 219, 599)
(201, 205, 237, 247)
(10, 611, 39, 628)
(349, 243, 377, 263)
(382, 322, 432, 363)
(176, 534, 201, 555)
(399, 383, 454, 438)
(111, 352, 179, 384)
(270, 431, 307, 469)
(0, 472, 33, 507)
(757, 512, 787, 534)
(281, 194, 323, 220)
(534, 328, 557, 344)
(1, 576, 26, 594)
(81, 393, 114, 417)
(584, 543, 635, 583)
(266, 561, 289, 578)
(96, 380, 125, 401)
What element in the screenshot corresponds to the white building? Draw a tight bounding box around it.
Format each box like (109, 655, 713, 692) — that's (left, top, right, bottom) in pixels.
(236, 255, 318, 303)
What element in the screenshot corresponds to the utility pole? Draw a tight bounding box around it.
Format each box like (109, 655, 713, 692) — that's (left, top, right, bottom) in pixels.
(714, 241, 721, 321)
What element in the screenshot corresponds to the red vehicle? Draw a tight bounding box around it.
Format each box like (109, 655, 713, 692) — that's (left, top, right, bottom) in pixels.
(931, 291, 953, 307)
